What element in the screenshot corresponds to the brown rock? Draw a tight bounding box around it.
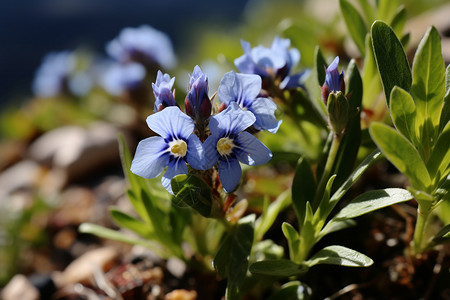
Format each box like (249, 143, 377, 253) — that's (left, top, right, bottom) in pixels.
(1, 274, 40, 300)
(165, 289, 198, 300)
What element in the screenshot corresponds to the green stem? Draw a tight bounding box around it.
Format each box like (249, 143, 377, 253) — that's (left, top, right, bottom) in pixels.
(412, 200, 433, 255)
(312, 134, 342, 211)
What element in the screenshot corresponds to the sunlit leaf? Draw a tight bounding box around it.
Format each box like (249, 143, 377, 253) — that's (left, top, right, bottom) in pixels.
(427, 121, 450, 181)
(371, 21, 411, 106)
(332, 188, 413, 220)
(255, 190, 291, 241)
(305, 245, 373, 267)
(171, 174, 212, 217)
(390, 86, 417, 144)
(109, 207, 154, 239)
(411, 26, 446, 156)
(282, 222, 301, 263)
(370, 122, 431, 190)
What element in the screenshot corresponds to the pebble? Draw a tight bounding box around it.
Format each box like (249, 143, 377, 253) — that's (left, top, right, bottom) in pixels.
(1, 274, 40, 300)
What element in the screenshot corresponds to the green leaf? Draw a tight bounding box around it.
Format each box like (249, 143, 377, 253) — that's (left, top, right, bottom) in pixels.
(291, 156, 316, 226)
(390, 5, 407, 36)
(370, 122, 431, 191)
(332, 188, 413, 220)
(427, 121, 450, 181)
(411, 26, 446, 157)
(319, 219, 357, 240)
(327, 149, 382, 214)
(282, 222, 301, 263)
(357, 0, 374, 23)
(267, 281, 311, 300)
(305, 245, 373, 267)
(439, 65, 450, 133)
(377, 0, 399, 24)
(126, 189, 150, 224)
(78, 223, 168, 258)
(314, 46, 327, 88)
(390, 86, 417, 143)
(249, 259, 308, 277)
(255, 190, 291, 241)
(331, 59, 362, 189)
(430, 224, 450, 247)
(171, 174, 212, 217)
(340, 0, 367, 55)
(109, 207, 154, 239)
(313, 175, 336, 229)
(224, 215, 255, 300)
(371, 21, 411, 106)
(362, 35, 382, 108)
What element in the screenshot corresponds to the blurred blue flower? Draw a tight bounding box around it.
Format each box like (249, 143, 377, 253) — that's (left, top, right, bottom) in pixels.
(32, 50, 93, 97)
(218, 71, 281, 133)
(185, 65, 211, 122)
(203, 102, 272, 193)
(234, 37, 308, 90)
(130, 107, 204, 194)
(153, 70, 178, 112)
(100, 62, 146, 96)
(106, 25, 177, 70)
(321, 56, 345, 103)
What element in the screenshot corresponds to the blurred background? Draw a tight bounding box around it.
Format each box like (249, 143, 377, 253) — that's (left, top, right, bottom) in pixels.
(0, 0, 449, 298)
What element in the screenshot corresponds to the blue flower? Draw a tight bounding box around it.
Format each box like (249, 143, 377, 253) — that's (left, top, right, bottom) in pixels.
(100, 62, 146, 96)
(203, 102, 272, 193)
(322, 56, 345, 103)
(218, 71, 281, 133)
(32, 51, 93, 97)
(185, 65, 211, 122)
(234, 37, 308, 90)
(130, 107, 204, 194)
(106, 25, 177, 70)
(153, 70, 178, 112)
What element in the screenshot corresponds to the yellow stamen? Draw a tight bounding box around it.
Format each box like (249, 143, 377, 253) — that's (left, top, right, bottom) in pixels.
(169, 140, 187, 157)
(217, 137, 234, 156)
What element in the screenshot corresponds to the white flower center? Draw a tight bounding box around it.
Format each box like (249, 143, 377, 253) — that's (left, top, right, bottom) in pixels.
(217, 137, 235, 156)
(169, 140, 187, 157)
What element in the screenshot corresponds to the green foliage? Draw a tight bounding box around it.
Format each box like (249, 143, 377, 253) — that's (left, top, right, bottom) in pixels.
(371, 21, 411, 106)
(339, 0, 368, 55)
(305, 245, 373, 267)
(171, 174, 213, 218)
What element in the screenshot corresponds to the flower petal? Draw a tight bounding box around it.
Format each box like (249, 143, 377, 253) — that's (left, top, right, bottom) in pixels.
(161, 159, 189, 194)
(218, 158, 242, 193)
(208, 102, 255, 136)
(235, 131, 272, 166)
(186, 134, 205, 170)
(130, 136, 169, 178)
(203, 135, 220, 169)
(146, 107, 195, 139)
(218, 71, 262, 106)
(249, 97, 282, 133)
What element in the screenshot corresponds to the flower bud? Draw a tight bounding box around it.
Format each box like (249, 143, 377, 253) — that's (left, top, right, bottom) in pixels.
(321, 56, 345, 104)
(152, 70, 178, 112)
(185, 65, 211, 122)
(327, 91, 349, 136)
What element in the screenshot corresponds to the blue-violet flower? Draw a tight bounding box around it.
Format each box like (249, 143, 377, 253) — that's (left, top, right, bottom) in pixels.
(106, 25, 176, 69)
(100, 62, 146, 96)
(218, 71, 281, 133)
(203, 102, 272, 193)
(153, 70, 178, 112)
(322, 56, 345, 103)
(130, 107, 204, 193)
(185, 65, 211, 122)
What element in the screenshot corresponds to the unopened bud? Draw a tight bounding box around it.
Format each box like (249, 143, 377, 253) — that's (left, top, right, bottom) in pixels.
(327, 91, 349, 136)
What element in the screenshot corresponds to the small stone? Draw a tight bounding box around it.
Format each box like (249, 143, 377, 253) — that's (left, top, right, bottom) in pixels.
(1, 274, 39, 300)
(166, 257, 186, 278)
(57, 246, 119, 287)
(165, 289, 197, 300)
(0, 160, 42, 200)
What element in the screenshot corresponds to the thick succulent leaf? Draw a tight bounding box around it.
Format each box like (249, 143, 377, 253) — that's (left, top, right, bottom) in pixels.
(305, 245, 373, 267)
(371, 21, 411, 106)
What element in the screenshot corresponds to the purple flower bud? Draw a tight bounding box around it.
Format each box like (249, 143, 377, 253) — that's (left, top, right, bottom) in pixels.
(152, 70, 178, 112)
(185, 65, 211, 122)
(322, 56, 345, 104)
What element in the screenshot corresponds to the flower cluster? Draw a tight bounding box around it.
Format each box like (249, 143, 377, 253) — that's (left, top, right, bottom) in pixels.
(131, 66, 279, 193)
(234, 37, 309, 90)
